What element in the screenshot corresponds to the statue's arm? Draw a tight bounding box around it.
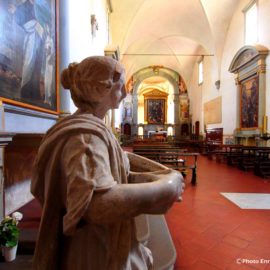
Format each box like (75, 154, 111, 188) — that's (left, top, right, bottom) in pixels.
(61, 135, 183, 227)
(84, 169, 183, 225)
(126, 151, 181, 184)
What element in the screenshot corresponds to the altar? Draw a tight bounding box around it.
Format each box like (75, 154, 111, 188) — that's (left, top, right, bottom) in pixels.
(148, 130, 167, 138)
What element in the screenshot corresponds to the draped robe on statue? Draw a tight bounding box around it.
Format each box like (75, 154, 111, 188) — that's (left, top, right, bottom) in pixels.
(31, 113, 153, 270)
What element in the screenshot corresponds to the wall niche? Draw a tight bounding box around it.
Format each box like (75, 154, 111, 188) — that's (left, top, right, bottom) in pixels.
(229, 45, 269, 145)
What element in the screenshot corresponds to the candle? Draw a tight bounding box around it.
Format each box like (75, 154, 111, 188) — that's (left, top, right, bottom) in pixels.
(263, 115, 268, 134)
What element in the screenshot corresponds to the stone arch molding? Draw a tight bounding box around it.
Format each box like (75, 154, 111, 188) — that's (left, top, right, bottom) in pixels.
(131, 67, 183, 127)
(132, 67, 180, 96)
(229, 44, 269, 77)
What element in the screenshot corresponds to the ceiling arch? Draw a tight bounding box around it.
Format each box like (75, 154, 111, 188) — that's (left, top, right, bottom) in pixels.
(121, 35, 207, 82)
(110, 0, 240, 84)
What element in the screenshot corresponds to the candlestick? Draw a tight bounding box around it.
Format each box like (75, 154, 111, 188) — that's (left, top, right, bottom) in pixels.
(263, 115, 268, 134)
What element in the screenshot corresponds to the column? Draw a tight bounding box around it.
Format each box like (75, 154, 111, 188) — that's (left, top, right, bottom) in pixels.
(173, 93, 180, 136)
(59, 0, 71, 118)
(132, 94, 138, 135)
(235, 78, 241, 131)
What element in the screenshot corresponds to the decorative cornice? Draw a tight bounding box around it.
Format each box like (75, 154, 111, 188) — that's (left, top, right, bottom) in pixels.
(229, 45, 269, 74)
(143, 89, 168, 97)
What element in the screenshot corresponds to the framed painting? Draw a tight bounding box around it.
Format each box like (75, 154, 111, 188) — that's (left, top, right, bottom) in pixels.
(0, 0, 58, 114)
(146, 99, 165, 124)
(240, 76, 259, 129)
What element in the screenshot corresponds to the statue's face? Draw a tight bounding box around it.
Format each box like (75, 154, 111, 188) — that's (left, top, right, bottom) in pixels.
(109, 71, 127, 109)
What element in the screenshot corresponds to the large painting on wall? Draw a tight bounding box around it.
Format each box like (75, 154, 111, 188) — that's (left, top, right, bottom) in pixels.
(147, 99, 165, 124)
(240, 76, 259, 129)
(204, 96, 222, 125)
(180, 99, 189, 120)
(0, 0, 58, 113)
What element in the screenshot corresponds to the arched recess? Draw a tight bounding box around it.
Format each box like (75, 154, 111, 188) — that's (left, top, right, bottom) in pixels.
(129, 66, 189, 136)
(229, 44, 269, 145)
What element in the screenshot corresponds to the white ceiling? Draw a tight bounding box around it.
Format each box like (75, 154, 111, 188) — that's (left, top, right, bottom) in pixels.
(110, 0, 242, 85)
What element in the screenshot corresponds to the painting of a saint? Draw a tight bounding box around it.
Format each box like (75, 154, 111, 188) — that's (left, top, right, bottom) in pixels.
(147, 99, 165, 124)
(241, 76, 258, 129)
(179, 77, 187, 94)
(124, 102, 132, 120)
(0, 0, 57, 112)
(180, 99, 189, 120)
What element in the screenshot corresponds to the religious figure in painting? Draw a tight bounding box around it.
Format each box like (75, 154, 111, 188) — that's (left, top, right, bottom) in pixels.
(9, 0, 44, 99)
(0, 0, 56, 110)
(241, 77, 258, 128)
(43, 23, 54, 105)
(148, 99, 164, 124)
(31, 56, 184, 270)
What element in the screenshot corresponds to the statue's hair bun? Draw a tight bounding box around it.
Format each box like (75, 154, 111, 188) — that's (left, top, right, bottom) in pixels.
(61, 62, 78, 89)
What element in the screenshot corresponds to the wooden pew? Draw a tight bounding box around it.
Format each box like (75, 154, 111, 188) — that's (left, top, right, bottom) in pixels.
(254, 150, 270, 178)
(226, 146, 270, 171)
(133, 148, 199, 185)
(207, 144, 242, 162)
(226, 145, 245, 166)
(237, 147, 259, 171)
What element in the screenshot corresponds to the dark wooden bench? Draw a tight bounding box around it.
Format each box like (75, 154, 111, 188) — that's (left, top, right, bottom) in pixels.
(134, 147, 187, 154)
(237, 147, 259, 171)
(207, 144, 242, 162)
(254, 150, 270, 178)
(226, 146, 270, 171)
(226, 145, 246, 166)
(134, 149, 199, 185)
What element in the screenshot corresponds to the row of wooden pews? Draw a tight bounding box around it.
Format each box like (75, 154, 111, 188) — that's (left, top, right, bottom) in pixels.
(254, 150, 270, 178)
(133, 144, 199, 185)
(206, 143, 270, 178)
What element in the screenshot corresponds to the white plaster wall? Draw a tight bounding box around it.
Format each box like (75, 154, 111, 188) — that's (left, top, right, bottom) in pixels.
(188, 55, 218, 134)
(189, 0, 270, 137)
(67, 0, 108, 61)
(218, 0, 246, 136)
(188, 62, 203, 133)
(66, 0, 109, 112)
(221, 0, 270, 135)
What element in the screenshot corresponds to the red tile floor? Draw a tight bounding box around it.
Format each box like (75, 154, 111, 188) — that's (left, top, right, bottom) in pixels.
(166, 155, 270, 270)
(17, 155, 270, 270)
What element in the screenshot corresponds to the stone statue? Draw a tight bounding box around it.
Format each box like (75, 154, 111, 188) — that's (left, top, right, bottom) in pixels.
(31, 56, 184, 270)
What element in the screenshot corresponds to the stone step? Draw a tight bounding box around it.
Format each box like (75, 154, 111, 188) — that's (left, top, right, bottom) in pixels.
(18, 228, 38, 255)
(0, 255, 33, 269)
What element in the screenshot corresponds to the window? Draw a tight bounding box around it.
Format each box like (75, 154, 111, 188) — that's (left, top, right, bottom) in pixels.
(198, 60, 203, 85)
(244, 1, 258, 45)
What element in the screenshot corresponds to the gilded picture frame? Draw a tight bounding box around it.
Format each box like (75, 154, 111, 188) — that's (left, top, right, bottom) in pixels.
(240, 76, 259, 129)
(0, 0, 59, 114)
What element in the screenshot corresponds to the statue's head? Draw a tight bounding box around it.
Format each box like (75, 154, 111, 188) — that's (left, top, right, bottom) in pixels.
(61, 56, 126, 110)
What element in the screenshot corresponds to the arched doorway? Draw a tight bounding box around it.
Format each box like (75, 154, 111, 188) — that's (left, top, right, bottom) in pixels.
(181, 123, 189, 136)
(195, 121, 200, 136)
(123, 123, 131, 136)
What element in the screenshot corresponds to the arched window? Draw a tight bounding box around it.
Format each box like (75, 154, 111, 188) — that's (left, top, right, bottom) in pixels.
(243, 1, 258, 45)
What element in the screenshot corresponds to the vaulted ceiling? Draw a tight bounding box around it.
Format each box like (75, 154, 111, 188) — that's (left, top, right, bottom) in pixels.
(110, 0, 242, 85)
